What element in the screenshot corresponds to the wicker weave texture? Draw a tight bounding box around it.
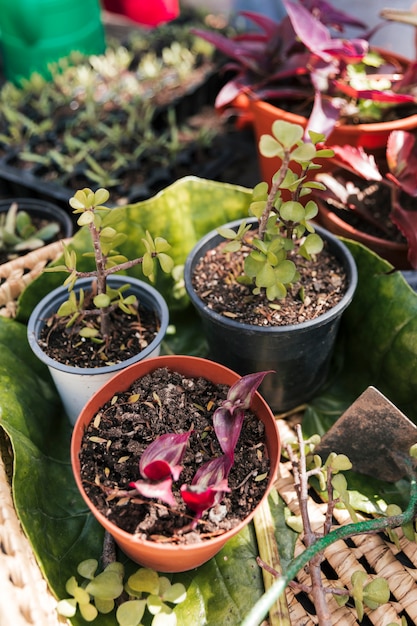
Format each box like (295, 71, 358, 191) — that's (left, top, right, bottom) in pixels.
(0, 453, 65, 626)
(277, 419, 417, 626)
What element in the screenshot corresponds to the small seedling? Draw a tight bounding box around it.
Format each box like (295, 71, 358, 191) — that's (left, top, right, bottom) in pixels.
(46, 187, 174, 347)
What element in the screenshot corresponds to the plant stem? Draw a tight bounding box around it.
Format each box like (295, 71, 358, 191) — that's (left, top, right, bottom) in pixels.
(287, 426, 331, 625)
(242, 461, 417, 626)
(258, 151, 290, 241)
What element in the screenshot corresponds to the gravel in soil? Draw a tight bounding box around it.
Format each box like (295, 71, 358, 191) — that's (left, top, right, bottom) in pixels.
(191, 238, 348, 327)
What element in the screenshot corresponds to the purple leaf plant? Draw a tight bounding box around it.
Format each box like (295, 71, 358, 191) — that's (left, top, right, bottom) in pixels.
(129, 371, 272, 528)
(192, 0, 417, 139)
(315, 130, 417, 267)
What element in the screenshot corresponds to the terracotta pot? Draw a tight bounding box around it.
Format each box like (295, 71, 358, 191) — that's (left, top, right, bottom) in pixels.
(248, 49, 417, 185)
(71, 355, 280, 572)
(317, 199, 410, 270)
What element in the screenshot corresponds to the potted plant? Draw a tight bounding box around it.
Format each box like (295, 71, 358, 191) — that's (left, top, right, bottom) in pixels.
(70, 354, 280, 572)
(314, 130, 417, 270)
(0, 198, 73, 265)
(27, 187, 173, 424)
(184, 119, 358, 413)
(192, 0, 417, 183)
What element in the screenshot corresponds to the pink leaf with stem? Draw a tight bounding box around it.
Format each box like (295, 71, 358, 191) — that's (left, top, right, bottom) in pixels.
(129, 432, 192, 506)
(139, 431, 191, 482)
(180, 455, 231, 522)
(213, 371, 272, 462)
(130, 476, 177, 507)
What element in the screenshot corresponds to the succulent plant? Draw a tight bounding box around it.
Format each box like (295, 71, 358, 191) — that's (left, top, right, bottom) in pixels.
(46, 187, 174, 346)
(0, 201, 60, 254)
(218, 119, 333, 300)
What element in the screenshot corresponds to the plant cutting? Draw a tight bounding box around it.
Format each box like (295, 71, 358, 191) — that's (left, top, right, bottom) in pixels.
(27, 187, 173, 423)
(184, 119, 358, 413)
(71, 354, 280, 572)
(193, 0, 417, 182)
(314, 129, 417, 270)
(0, 198, 73, 265)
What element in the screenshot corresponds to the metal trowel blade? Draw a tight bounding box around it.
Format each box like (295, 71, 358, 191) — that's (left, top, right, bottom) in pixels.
(314, 386, 417, 482)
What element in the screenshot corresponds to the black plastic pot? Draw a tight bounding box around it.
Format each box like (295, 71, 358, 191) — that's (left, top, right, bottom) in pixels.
(0, 197, 74, 259)
(184, 219, 358, 413)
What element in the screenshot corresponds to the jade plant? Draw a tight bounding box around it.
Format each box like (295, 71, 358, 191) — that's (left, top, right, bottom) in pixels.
(113, 370, 270, 528)
(0, 201, 60, 255)
(218, 119, 333, 300)
(46, 187, 174, 347)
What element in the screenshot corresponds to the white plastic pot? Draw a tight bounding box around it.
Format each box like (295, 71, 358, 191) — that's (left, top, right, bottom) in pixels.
(27, 276, 169, 424)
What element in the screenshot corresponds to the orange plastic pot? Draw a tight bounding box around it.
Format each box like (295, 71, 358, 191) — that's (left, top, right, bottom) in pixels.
(249, 49, 417, 186)
(71, 355, 280, 572)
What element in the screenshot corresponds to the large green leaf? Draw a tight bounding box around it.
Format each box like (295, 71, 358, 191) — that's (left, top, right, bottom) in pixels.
(17, 176, 253, 320)
(2, 177, 417, 625)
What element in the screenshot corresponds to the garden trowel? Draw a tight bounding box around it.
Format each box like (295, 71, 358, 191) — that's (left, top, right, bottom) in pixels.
(314, 386, 417, 482)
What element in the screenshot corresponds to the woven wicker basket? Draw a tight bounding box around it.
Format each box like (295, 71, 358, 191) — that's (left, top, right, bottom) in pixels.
(0, 239, 70, 318)
(1, 242, 417, 625)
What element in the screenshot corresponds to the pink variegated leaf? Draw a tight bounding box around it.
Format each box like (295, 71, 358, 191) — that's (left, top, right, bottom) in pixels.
(391, 199, 417, 269)
(225, 370, 272, 410)
(283, 0, 368, 63)
(306, 91, 341, 140)
(180, 456, 231, 519)
(332, 80, 416, 104)
(129, 476, 176, 507)
(139, 431, 191, 481)
(302, 0, 366, 31)
(386, 130, 417, 197)
(328, 145, 382, 181)
(192, 454, 232, 488)
(180, 480, 229, 520)
(213, 405, 244, 461)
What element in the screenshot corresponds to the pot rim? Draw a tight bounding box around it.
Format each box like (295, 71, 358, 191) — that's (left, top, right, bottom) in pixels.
(317, 197, 408, 252)
(184, 218, 358, 333)
(27, 275, 169, 375)
(0, 197, 73, 239)
(70, 354, 280, 555)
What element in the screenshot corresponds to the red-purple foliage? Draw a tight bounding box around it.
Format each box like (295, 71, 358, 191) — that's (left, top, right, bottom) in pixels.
(192, 0, 417, 138)
(129, 371, 272, 522)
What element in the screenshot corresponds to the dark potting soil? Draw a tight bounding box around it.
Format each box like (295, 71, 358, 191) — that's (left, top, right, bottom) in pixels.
(191, 238, 348, 327)
(79, 367, 271, 544)
(37, 293, 161, 368)
(322, 179, 407, 243)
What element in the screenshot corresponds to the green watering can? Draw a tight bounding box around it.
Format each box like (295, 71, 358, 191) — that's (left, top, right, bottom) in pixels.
(0, 0, 105, 83)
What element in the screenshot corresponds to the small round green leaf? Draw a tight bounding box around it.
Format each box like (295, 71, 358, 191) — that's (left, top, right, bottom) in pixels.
(78, 559, 98, 580)
(128, 568, 159, 595)
(116, 599, 146, 626)
(57, 598, 77, 618)
(94, 293, 111, 308)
